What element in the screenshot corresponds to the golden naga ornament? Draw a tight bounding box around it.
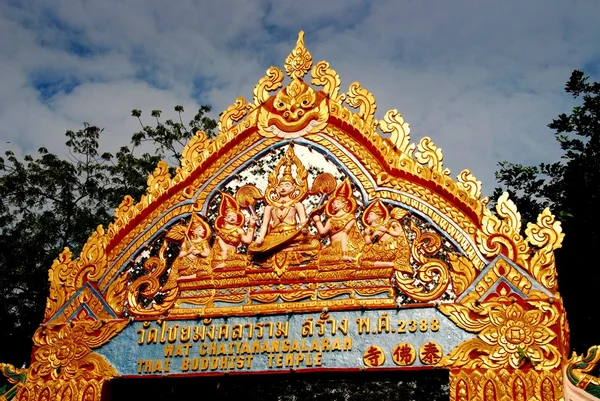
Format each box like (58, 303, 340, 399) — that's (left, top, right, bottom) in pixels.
(7, 31, 575, 401)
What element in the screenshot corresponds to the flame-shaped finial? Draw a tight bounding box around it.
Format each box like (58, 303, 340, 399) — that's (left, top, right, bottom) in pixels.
(284, 31, 313, 79)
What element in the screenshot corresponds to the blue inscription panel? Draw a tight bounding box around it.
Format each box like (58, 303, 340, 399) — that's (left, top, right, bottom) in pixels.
(97, 308, 474, 376)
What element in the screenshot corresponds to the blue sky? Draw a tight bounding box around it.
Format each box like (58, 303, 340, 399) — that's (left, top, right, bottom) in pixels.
(1, 0, 599, 196)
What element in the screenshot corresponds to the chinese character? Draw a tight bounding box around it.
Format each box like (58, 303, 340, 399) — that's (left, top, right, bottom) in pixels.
(392, 343, 416, 366)
(363, 345, 385, 367)
(419, 342, 442, 365)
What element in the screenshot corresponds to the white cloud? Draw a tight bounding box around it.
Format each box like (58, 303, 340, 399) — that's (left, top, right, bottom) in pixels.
(0, 0, 599, 196)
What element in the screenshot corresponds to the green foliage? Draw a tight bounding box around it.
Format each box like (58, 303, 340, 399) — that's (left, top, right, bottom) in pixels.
(0, 105, 217, 367)
(494, 70, 600, 353)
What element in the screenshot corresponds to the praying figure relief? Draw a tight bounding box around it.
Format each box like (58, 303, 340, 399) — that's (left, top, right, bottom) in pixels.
(169, 213, 212, 280)
(313, 178, 364, 264)
(359, 199, 411, 274)
(212, 192, 256, 269)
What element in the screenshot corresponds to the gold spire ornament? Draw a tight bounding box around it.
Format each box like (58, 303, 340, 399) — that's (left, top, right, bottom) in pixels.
(284, 31, 313, 79)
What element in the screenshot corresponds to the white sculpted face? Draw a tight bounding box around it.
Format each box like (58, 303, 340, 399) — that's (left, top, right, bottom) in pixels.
(332, 199, 345, 213)
(193, 225, 206, 238)
(367, 211, 379, 224)
(225, 211, 239, 224)
(278, 181, 295, 196)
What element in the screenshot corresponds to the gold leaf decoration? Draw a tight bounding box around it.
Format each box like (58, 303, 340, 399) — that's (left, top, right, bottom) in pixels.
(457, 169, 482, 200)
(414, 137, 450, 175)
(284, 31, 312, 79)
(45, 227, 108, 320)
(310, 60, 344, 102)
(105, 272, 128, 315)
(253, 66, 284, 106)
(146, 160, 171, 203)
(219, 96, 249, 132)
(439, 301, 561, 370)
(29, 320, 127, 382)
(477, 192, 530, 267)
(127, 242, 179, 317)
(525, 208, 564, 291)
(345, 82, 376, 128)
(177, 130, 211, 180)
(378, 109, 414, 158)
(448, 253, 478, 296)
(395, 221, 450, 302)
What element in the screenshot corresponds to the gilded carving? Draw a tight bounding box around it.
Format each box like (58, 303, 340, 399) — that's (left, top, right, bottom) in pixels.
(525, 208, 564, 291)
(440, 301, 561, 370)
(219, 96, 249, 132)
(253, 67, 284, 106)
(345, 82, 376, 131)
(16, 30, 571, 401)
(284, 31, 312, 79)
(310, 60, 344, 103)
(477, 192, 530, 267)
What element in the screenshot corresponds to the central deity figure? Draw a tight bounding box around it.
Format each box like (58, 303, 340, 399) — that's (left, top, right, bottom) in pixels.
(249, 145, 320, 273)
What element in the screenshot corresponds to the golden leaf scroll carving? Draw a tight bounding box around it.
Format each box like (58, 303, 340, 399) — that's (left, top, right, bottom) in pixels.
(477, 192, 530, 267)
(310, 60, 344, 103)
(476, 192, 563, 292)
(127, 242, 179, 317)
(414, 137, 450, 176)
(146, 160, 171, 203)
(18, 320, 128, 401)
(345, 82, 377, 130)
(524, 208, 564, 292)
(378, 109, 413, 155)
(219, 96, 249, 132)
(439, 301, 561, 370)
(45, 227, 109, 320)
(284, 31, 312, 79)
(253, 66, 284, 106)
(457, 169, 482, 200)
(395, 221, 451, 302)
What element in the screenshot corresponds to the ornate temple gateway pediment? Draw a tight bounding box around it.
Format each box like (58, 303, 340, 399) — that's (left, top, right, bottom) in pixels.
(4, 31, 581, 401)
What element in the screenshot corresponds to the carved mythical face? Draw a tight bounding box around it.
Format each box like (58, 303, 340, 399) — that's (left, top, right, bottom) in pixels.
(366, 211, 380, 224)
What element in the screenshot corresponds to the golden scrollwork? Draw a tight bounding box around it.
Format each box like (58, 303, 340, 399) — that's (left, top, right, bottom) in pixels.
(345, 82, 376, 130)
(525, 208, 564, 292)
(45, 227, 108, 321)
(447, 253, 479, 297)
(146, 160, 171, 203)
(127, 241, 179, 317)
(29, 321, 126, 381)
(219, 96, 249, 132)
(15, 320, 127, 401)
(439, 301, 561, 370)
(457, 169, 482, 200)
(477, 192, 530, 267)
(253, 67, 285, 106)
(414, 137, 450, 176)
(378, 109, 413, 155)
(284, 31, 312, 79)
(395, 220, 450, 302)
(310, 60, 344, 103)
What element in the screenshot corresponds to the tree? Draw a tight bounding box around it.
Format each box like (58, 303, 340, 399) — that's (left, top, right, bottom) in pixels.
(494, 70, 600, 354)
(0, 105, 217, 367)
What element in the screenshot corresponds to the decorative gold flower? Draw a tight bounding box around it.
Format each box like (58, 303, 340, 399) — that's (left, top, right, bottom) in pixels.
(482, 303, 555, 368)
(30, 321, 126, 382)
(33, 325, 89, 379)
(440, 301, 560, 370)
